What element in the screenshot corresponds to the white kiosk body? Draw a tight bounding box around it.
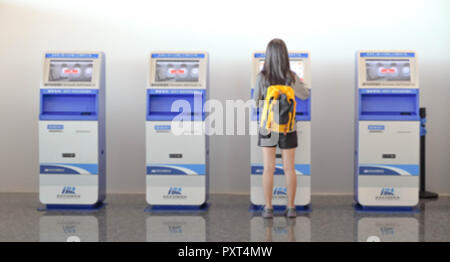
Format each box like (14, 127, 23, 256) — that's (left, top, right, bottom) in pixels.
(39, 52, 106, 207)
(146, 52, 209, 207)
(250, 52, 312, 207)
(355, 50, 420, 208)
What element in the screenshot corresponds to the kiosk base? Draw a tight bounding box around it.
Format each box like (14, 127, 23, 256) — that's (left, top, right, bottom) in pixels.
(38, 202, 106, 212)
(248, 204, 311, 214)
(145, 203, 209, 213)
(353, 203, 419, 213)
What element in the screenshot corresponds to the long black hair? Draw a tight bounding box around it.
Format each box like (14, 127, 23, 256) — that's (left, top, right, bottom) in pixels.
(261, 38, 296, 85)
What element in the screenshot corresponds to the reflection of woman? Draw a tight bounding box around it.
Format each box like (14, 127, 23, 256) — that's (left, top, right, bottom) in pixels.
(49, 63, 60, 81)
(72, 64, 81, 81)
(366, 63, 378, 81)
(60, 63, 69, 81)
(166, 64, 175, 81)
(253, 39, 310, 219)
(178, 64, 188, 79)
(190, 66, 199, 79)
(401, 64, 411, 80)
(84, 65, 93, 81)
(263, 218, 297, 242)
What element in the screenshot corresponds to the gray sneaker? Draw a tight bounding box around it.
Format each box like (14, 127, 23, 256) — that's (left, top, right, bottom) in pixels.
(285, 207, 296, 218)
(262, 207, 274, 219)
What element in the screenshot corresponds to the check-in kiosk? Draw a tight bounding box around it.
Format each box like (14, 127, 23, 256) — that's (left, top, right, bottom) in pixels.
(146, 52, 209, 209)
(39, 52, 106, 209)
(250, 52, 311, 209)
(355, 50, 420, 209)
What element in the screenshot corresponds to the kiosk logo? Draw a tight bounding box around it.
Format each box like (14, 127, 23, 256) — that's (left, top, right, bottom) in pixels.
(163, 187, 187, 200)
(273, 187, 287, 195)
(168, 187, 182, 195)
(168, 225, 183, 234)
(273, 187, 287, 200)
(57, 186, 80, 199)
(376, 187, 400, 201)
(62, 186, 76, 194)
(380, 187, 394, 196)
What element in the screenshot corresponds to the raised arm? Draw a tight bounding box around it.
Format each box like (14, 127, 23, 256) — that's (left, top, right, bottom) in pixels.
(292, 73, 310, 100)
(253, 73, 265, 107)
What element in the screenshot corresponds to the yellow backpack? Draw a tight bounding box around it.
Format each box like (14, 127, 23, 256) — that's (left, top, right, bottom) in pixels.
(260, 85, 296, 134)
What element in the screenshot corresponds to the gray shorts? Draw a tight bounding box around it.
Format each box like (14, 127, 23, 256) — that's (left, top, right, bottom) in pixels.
(258, 130, 298, 149)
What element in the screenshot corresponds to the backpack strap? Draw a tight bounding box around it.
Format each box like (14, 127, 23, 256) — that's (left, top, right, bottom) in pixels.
(285, 77, 291, 86)
(262, 76, 292, 100)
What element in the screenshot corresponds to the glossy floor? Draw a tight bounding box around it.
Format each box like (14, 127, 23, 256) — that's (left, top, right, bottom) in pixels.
(0, 193, 449, 242)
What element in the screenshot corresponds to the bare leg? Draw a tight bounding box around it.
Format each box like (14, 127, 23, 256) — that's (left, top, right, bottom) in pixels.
(281, 148, 297, 208)
(262, 147, 276, 209)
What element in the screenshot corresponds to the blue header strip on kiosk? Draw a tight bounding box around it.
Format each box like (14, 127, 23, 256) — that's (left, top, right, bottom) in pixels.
(41, 89, 98, 95)
(151, 53, 205, 59)
(147, 89, 206, 121)
(254, 53, 308, 58)
(360, 52, 415, 58)
(251, 164, 311, 175)
(40, 89, 99, 121)
(147, 164, 206, 175)
(45, 53, 99, 59)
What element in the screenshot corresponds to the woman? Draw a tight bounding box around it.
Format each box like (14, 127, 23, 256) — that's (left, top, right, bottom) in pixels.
(253, 39, 310, 218)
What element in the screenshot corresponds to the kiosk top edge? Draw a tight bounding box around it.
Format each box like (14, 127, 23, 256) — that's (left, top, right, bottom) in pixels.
(151, 51, 208, 59)
(44, 52, 104, 59)
(357, 50, 416, 58)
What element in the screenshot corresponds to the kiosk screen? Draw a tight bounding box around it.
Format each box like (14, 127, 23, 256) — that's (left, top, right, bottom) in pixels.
(155, 60, 199, 82)
(48, 60, 94, 82)
(366, 59, 411, 82)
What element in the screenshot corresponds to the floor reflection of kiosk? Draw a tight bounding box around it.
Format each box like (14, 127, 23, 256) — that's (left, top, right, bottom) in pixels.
(356, 215, 419, 242)
(250, 216, 311, 242)
(250, 52, 311, 209)
(39, 52, 106, 209)
(355, 51, 420, 209)
(146, 52, 209, 209)
(40, 214, 104, 242)
(146, 216, 206, 242)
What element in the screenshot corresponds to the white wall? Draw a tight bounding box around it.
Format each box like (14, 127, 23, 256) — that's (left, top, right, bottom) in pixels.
(0, 0, 449, 194)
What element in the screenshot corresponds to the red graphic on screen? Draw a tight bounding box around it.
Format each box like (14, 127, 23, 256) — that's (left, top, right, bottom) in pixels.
(170, 69, 185, 75)
(63, 69, 80, 74)
(380, 68, 397, 74)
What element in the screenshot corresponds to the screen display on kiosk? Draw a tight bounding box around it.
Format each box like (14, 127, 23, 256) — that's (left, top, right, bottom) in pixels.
(259, 60, 305, 81)
(48, 60, 94, 82)
(365, 59, 411, 82)
(155, 60, 200, 82)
